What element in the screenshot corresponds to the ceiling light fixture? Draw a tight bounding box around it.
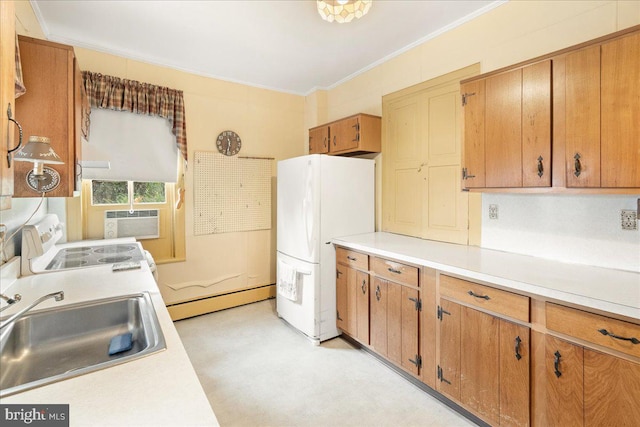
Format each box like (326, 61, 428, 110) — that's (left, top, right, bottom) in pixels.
(317, 0, 372, 23)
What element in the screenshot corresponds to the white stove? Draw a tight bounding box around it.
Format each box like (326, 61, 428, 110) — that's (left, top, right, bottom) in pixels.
(21, 214, 148, 276)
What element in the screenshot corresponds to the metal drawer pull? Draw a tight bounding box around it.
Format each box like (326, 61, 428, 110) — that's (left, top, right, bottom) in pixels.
(323, 137, 327, 148)
(467, 290, 490, 300)
(347, 256, 357, 261)
(598, 329, 640, 344)
(514, 336, 522, 360)
(554, 350, 562, 378)
(574, 153, 582, 177)
(375, 285, 381, 301)
(388, 267, 401, 274)
(361, 280, 367, 294)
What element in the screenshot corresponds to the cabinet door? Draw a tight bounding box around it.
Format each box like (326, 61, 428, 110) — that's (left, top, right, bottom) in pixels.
(331, 116, 359, 153)
(499, 320, 530, 427)
(370, 277, 388, 356)
(437, 299, 461, 400)
(565, 45, 601, 188)
(355, 271, 369, 345)
(601, 32, 640, 187)
(584, 349, 640, 426)
(522, 60, 551, 187)
(309, 126, 329, 154)
(461, 79, 486, 188)
(401, 286, 420, 375)
(460, 306, 500, 425)
(345, 266, 358, 336)
(336, 264, 348, 333)
(485, 68, 522, 188)
(14, 37, 79, 197)
(545, 335, 584, 427)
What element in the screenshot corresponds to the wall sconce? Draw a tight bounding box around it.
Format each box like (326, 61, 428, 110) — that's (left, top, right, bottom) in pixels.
(6, 103, 23, 168)
(12, 136, 64, 193)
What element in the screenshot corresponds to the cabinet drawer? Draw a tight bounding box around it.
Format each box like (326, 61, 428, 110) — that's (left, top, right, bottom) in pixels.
(546, 303, 640, 358)
(372, 257, 419, 287)
(336, 247, 368, 271)
(439, 275, 529, 322)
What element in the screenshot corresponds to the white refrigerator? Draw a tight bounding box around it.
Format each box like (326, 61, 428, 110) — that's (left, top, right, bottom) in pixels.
(276, 154, 374, 343)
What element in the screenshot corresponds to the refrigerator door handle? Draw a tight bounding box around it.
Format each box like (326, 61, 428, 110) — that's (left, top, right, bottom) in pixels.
(303, 160, 315, 257)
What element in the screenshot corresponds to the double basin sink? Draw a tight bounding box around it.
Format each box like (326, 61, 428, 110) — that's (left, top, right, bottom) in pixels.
(0, 292, 166, 397)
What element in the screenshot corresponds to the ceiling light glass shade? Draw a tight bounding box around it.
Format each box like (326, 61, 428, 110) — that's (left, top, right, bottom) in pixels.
(317, 0, 372, 23)
(13, 136, 64, 166)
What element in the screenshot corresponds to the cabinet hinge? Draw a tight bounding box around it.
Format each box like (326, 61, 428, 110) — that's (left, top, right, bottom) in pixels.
(437, 365, 452, 385)
(408, 354, 422, 369)
(336, 310, 343, 321)
(336, 269, 342, 279)
(409, 297, 422, 311)
(437, 305, 451, 321)
(461, 92, 476, 106)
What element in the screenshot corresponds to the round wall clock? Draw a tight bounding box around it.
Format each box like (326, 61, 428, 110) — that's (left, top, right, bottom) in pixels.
(216, 130, 242, 156)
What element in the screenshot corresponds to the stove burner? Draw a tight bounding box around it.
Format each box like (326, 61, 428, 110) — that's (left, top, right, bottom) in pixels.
(93, 245, 137, 255)
(98, 255, 132, 263)
(59, 253, 90, 261)
(46, 259, 90, 270)
(61, 247, 92, 253)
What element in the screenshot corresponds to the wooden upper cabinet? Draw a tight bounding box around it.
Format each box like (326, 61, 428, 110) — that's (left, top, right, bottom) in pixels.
(308, 125, 329, 154)
(600, 32, 640, 187)
(0, 0, 16, 209)
(309, 113, 380, 156)
(461, 79, 486, 188)
(565, 31, 640, 188)
(565, 45, 601, 188)
(462, 60, 551, 189)
(14, 36, 82, 197)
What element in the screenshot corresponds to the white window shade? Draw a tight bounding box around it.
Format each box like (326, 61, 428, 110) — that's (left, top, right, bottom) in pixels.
(81, 108, 178, 183)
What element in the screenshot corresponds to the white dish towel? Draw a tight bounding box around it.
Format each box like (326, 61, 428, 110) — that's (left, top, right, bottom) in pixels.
(277, 260, 299, 302)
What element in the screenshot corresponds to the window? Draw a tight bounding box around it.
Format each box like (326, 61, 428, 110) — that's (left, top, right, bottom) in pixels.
(92, 180, 166, 205)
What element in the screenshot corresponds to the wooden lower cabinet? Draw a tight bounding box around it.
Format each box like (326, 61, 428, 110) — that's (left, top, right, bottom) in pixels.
(438, 299, 530, 426)
(545, 335, 640, 426)
(370, 277, 420, 376)
(336, 263, 369, 344)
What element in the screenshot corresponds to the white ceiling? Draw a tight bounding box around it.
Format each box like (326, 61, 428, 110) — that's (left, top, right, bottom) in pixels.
(31, 0, 504, 95)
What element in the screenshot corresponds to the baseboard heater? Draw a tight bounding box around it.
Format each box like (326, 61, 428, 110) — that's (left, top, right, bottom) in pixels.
(167, 284, 276, 321)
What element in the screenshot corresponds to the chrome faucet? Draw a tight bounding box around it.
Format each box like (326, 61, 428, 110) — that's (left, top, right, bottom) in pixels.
(0, 293, 22, 313)
(0, 291, 64, 330)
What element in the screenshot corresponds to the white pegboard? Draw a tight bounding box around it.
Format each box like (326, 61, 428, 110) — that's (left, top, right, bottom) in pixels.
(194, 151, 272, 235)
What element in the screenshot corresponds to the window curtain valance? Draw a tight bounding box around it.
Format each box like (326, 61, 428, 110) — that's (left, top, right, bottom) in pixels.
(82, 71, 188, 160)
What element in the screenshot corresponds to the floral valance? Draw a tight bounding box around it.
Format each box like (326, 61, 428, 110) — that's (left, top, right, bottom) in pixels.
(82, 71, 188, 160)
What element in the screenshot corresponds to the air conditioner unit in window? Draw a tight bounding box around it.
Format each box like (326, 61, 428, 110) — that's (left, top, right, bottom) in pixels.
(104, 209, 160, 240)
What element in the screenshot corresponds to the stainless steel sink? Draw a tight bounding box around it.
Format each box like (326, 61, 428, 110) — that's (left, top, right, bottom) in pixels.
(0, 292, 166, 397)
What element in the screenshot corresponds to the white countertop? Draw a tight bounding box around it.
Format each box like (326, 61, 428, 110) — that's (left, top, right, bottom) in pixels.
(0, 259, 219, 426)
(333, 232, 640, 320)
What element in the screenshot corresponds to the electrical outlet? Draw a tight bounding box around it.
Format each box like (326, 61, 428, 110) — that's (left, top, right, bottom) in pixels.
(621, 210, 638, 231)
(489, 204, 499, 220)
